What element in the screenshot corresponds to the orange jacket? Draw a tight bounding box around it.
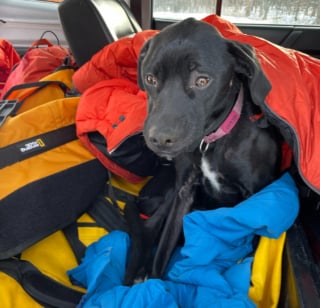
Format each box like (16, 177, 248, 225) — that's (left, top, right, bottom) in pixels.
(0, 39, 20, 95)
(75, 31, 160, 183)
(203, 15, 320, 194)
(75, 15, 320, 193)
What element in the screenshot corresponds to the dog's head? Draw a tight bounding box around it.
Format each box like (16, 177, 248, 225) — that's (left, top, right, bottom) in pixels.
(139, 18, 270, 159)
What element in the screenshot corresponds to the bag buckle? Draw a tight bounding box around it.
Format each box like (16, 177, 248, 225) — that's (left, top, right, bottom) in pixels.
(0, 99, 18, 127)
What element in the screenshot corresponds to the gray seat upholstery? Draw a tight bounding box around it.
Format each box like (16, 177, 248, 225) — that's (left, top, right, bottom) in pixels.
(58, 0, 141, 66)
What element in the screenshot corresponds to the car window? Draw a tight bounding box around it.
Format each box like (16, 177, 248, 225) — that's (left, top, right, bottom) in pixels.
(40, 0, 63, 2)
(0, 0, 67, 53)
(153, 0, 320, 26)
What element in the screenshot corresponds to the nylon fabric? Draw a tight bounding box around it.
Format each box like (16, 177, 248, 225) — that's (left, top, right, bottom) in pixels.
(76, 78, 159, 183)
(0, 39, 20, 95)
(203, 14, 320, 194)
(0, 173, 150, 307)
(1, 67, 75, 114)
(249, 233, 287, 308)
(0, 97, 86, 198)
(0, 273, 43, 308)
(0, 37, 75, 99)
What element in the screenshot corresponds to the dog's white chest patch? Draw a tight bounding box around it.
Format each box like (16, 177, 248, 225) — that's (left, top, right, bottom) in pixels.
(201, 157, 221, 192)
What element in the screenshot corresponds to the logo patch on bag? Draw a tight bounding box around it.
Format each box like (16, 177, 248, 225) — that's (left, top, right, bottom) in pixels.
(19, 138, 46, 153)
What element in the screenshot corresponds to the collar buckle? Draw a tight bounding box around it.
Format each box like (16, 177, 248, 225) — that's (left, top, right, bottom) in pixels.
(199, 139, 209, 153)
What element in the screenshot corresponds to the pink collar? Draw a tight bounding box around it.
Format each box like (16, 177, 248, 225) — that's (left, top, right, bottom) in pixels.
(200, 85, 243, 152)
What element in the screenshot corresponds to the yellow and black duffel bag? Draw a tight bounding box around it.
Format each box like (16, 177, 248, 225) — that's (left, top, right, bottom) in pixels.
(0, 94, 108, 259)
(0, 174, 149, 307)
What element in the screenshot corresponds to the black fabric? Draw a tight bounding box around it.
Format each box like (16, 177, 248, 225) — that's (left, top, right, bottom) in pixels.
(2, 80, 69, 103)
(0, 124, 76, 168)
(106, 183, 137, 205)
(0, 99, 18, 127)
(88, 131, 160, 177)
(0, 159, 108, 259)
(87, 193, 129, 233)
(137, 163, 176, 217)
(62, 223, 87, 264)
(0, 258, 84, 307)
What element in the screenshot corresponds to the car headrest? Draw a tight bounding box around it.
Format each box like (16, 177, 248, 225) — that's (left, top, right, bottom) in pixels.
(58, 0, 142, 66)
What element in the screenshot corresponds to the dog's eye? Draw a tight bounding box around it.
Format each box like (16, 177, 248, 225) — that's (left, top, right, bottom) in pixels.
(195, 77, 210, 88)
(145, 74, 158, 87)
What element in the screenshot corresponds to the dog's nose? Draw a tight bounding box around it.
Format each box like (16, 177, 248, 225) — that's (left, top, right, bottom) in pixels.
(148, 132, 176, 148)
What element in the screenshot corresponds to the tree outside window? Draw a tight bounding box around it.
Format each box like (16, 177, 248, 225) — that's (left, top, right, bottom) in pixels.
(153, 0, 320, 25)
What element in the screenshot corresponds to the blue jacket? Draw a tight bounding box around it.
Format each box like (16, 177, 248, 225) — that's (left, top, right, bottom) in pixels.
(68, 172, 299, 307)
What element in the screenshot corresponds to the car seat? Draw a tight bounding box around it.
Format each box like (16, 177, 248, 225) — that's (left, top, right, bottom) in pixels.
(58, 0, 142, 66)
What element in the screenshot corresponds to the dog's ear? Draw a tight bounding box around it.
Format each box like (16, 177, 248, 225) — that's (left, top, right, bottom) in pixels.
(227, 40, 271, 106)
(227, 40, 258, 78)
(137, 39, 152, 90)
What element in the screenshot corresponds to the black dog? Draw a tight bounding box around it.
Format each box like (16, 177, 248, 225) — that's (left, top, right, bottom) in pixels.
(124, 18, 282, 284)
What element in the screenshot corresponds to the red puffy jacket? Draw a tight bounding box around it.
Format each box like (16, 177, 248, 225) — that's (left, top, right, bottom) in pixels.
(0, 39, 20, 95)
(75, 31, 159, 183)
(203, 15, 320, 194)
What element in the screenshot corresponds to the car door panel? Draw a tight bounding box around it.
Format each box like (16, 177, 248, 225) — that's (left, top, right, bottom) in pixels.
(239, 25, 320, 58)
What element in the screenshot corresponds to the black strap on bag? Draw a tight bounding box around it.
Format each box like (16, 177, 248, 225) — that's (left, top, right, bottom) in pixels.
(87, 193, 129, 233)
(0, 258, 84, 308)
(0, 124, 77, 169)
(0, 79, 72, 125)
(86, 178, 137, 233)
(2, 79, 70, 101)
(0, 180, 140, 306)
(0, 224, 87, 307)
(62, 223, 87, 265)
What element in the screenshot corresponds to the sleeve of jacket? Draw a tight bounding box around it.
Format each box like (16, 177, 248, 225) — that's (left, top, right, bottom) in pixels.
(0, 39, 20, 96)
